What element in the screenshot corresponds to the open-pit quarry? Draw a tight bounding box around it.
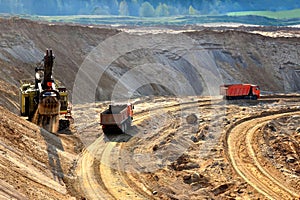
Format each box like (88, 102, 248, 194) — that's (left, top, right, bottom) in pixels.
(0, 18, 300, 199)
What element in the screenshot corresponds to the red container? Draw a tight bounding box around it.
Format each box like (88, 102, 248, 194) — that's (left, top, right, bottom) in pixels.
(220, 84, 260, 100)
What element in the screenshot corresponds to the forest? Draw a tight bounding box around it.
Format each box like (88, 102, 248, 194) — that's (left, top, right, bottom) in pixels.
(0, 0, 300, 17)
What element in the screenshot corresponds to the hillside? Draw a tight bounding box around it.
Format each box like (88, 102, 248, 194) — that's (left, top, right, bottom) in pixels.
(0, 17, 300, 110)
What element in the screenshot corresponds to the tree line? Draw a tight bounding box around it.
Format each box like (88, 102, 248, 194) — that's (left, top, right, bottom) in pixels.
(0, 0, 299, 17)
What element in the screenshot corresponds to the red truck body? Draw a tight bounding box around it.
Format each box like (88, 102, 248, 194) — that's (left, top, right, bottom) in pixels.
(100, 103, 134, 133)
(220, 84, 260, 100)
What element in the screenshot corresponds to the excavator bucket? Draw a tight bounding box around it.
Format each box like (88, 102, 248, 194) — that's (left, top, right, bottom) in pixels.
(34, 114, 60, 133)
(38, 96, 60, 115)
(38, 90, 61, 115)
(32, 90, 61, 133)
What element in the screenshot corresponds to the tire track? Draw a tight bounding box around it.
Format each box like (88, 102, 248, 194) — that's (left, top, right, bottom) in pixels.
(98, 99, 206, 199)
(115, 98, 224, 199)
(77, 134, 115, 199)
(75, 99, 188, 199)
(247, 122, 299, 197)
(226, 109, 300, 199)
(77, 96, 296, 199)
(76, 97, 219, 199)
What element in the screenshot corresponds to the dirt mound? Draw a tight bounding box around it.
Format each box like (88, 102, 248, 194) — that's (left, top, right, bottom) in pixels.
(0, 106, 80, 199)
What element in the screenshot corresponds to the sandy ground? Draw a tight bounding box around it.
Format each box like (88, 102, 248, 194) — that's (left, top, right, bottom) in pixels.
(0, 106, 82, 200)
(68, 95, 299, 199)
(0, 95, 299, 199)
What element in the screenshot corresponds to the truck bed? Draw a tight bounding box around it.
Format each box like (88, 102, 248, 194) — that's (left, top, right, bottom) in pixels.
(100, 105, 129, 125)
(220, 84, 251, 97)
(102, 105, 127, 114)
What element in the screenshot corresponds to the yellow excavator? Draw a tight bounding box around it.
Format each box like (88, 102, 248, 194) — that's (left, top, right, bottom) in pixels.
(19, 49, 72, 133)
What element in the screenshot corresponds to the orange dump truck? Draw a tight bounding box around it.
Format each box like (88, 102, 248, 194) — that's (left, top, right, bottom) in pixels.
(100, 103, 134, 133)
(220, 84, 260, 100)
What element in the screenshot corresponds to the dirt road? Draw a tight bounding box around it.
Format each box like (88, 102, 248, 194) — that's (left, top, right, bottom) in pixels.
(74, 96, 300, 199)
(75, 97, 220, 199)
(227, 109, 300, 199)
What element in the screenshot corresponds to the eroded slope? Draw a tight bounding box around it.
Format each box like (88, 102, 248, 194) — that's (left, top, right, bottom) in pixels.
(0, 106, 80, 199)
(0, 18, 300, 109)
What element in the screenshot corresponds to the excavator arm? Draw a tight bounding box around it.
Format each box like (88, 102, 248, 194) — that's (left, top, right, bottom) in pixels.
(42, 49, 55, 90)
(31, 49, 61, 132)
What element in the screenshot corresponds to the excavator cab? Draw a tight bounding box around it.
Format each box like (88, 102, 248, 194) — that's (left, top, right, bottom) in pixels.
(252, 86, 260, 99)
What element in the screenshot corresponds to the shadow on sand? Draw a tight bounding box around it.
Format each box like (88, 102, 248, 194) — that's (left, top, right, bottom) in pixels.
(40, 128, 64, 185)
(103, 125, 140, 143)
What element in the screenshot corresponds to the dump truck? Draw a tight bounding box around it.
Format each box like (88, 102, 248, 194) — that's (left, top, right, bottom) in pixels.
(220, 84, 260, 100)
(19, 49, 72, 132)
(100, 104, 134, 134)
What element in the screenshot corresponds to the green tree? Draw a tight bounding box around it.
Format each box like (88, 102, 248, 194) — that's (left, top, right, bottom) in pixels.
(128, 0, 140, 16)
(109, 0, 119, 15)
(119, 0, 129, 15)
(155, 3, 169, 17)
(189, 5, 197, 15)
(92, 6, 110, 15)
(168, 5, 179, 16)
(199, 0, 211, 15)
(139, 1, 155, 17)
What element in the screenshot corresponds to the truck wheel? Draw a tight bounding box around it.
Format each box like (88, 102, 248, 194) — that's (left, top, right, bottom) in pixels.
(127, 121, 131, 130)
(102, 127, 110, 134)
(249, 95, 257, 100)
(127, 118, 132, 127)
(121, 123, 127, 133)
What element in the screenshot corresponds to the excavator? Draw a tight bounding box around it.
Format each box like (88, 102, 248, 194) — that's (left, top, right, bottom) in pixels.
(19, 49, 72, 133)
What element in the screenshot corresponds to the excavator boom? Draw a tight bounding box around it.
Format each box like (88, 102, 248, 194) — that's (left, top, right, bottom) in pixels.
(42, 49, 54, 90)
